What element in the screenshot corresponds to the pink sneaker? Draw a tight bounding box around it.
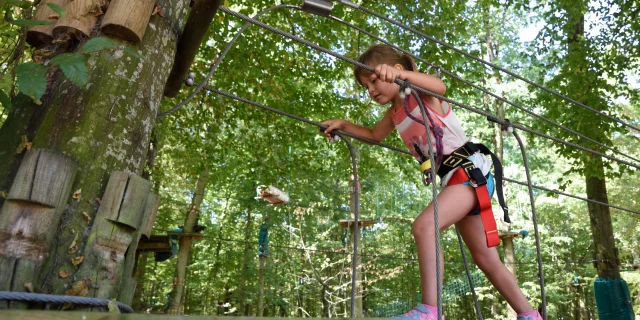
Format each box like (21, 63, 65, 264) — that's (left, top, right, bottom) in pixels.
(516, 311, 543, 320)
(391, 304, 444, 320)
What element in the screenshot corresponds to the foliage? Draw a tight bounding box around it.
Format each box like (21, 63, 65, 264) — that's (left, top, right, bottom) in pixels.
(137, 0, 640, 319)
(1, 0, 638, 318)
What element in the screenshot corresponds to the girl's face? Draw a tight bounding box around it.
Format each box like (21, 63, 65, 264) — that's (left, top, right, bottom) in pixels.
(358, 64, 402, 105)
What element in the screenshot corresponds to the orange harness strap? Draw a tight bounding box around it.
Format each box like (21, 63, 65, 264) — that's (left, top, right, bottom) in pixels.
(447, 168, 500, 247)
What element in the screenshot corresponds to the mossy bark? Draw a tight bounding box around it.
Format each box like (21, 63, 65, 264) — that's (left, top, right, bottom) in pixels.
(0, 0, 189, 301)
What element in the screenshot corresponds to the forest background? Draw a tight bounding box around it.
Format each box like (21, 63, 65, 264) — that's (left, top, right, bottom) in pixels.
(0, 0, 638, 319)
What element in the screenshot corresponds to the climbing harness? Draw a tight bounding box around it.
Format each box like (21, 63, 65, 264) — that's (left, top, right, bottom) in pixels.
(438, 142, 509, 248)
(405, 86, 509, 248)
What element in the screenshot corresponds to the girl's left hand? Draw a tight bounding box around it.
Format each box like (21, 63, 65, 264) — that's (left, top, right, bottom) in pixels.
(374, 64, 403, 83)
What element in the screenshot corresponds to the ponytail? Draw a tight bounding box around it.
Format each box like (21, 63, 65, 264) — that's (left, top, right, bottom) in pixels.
(401, 53, 418, 72)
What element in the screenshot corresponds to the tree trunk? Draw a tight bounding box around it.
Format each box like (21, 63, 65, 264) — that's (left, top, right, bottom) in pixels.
(237, 205, 253, 315)
(585, 165, 619, 279)
(167, 168, 209, 314)
(131, 251, 149, 312)
(0, 0, 190, 302)
(257, 255, 266, 317)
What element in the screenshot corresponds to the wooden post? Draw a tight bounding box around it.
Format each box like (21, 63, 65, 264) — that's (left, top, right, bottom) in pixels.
(0, 149, 77, 309)
(257, 255, 266, 316)
(53, 0, 102, 39)
(101, 0, 156, 42)
(118, 192, 159, 305)
(26, 0, 66, 47)
(500, 231, 521, 318)
(167, 169, 209, 315)
(164, 0, 223, 97)
(73, 171, 151, 306)
(339, 219, 376, 318)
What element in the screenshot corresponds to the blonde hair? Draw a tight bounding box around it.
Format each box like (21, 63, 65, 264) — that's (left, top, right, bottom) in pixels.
(354, 44, 418, 86)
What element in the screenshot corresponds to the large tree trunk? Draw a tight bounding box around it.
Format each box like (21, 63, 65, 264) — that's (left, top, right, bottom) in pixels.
(167, 168, 209, 314)
(0, 0, 190, 304)
(584, 163, 619, 279)
(565, 8, 633, 319)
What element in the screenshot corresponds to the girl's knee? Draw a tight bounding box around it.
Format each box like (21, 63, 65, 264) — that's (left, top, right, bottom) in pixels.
(412, 215, 434, 238)
(473, 251, 502, 272)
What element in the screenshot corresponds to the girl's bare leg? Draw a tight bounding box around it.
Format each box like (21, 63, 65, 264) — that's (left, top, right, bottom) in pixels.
(456, 213, 535, 313)
(412, 184, 479, 306)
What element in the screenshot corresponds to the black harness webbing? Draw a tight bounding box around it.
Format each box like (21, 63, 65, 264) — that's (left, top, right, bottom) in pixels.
(437, 142, 511, 223)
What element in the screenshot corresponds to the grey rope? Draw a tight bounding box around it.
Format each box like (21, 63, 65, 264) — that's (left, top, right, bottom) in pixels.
(339, 135, 360, 318)
(215, 6, 640, 172)
(156, 4, 299, 118)
(455, 228, 484, 319)
(200, 84, 639, 217)
(199, 84, 640, 319)
(333, 0, 640, 134)
(161, 4, 639, 214)
(201, 84, 409, 155)
(412, 89, 443, 317)
(503, 177, 640, 216)
(0, 291, 133, 313)
(160, 3, 640, 165)
(326, 15, 640, 165)
(511, 130, 547, 319)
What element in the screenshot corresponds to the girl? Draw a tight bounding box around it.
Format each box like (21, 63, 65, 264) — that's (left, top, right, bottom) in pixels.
(321, 44, 542, 320)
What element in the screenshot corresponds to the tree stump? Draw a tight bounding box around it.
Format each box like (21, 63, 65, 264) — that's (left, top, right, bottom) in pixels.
(101, 0, 156, 42)
(0, 149, 77, 309)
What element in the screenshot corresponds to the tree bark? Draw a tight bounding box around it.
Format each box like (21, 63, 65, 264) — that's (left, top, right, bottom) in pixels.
(585, 164, 619, 279)
(237, 205, 253, 315)
(257, 255, 266, 317)
(167, 168, 209, 314)
(0, 0, 190, 301)
(131, 251, 149, 312)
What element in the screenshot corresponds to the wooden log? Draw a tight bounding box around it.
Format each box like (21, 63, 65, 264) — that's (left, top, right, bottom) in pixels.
(0, 311, 387, 320)
(164, 0, 223, 97)
(141, 193, 159, 239)
(26, 0, 66, 48)
(118, 277, 137, 306)
(101, 0, 156, 42)
(118, 193, 157, 304)
(137, 235, 171, 252)
(75, 172, 150, 305)
(0, 149, 77, 309)
(52, 0, 102, 39)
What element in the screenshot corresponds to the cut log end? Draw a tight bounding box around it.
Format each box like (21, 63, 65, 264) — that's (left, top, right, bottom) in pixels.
(52, 26, 91, 40)
(26, 30, 54, 48)
(101, 24, 142, 43)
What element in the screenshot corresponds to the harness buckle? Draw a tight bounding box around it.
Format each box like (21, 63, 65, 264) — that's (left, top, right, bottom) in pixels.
(467, 167, 487, 187)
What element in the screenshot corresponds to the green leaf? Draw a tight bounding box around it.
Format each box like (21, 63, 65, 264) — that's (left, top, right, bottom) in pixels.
(15, 62, 48, 104)
(5, 0, 32, 9)
(80, 37, 116, 53)
(124, 47, 145, 60)
(50, 53, 88, 87)
(9, 19, 53, 27)
(46, 2, 66, 19)
(0, 89, 12, 111)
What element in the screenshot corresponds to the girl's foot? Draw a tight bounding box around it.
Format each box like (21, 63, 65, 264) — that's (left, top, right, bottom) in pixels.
(516, 311, 543, 320)
(391, 304, 443, 320)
